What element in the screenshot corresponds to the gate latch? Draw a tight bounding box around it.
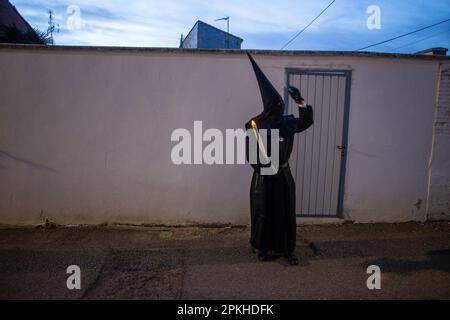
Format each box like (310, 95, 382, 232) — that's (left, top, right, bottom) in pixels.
(337, 145, 346, 157)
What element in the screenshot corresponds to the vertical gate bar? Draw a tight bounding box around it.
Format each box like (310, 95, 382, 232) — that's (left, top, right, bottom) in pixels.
(323, 75, 334, 215)
(285, 73, 290, 114)
(316, 76, 325, 216)
(294, 74, 301, 182)
(294, 74, 302, 214)
(305, 75, 312, 215)
(300, 75, 309, 215)
(307, 75, 317, 215)
(315, 75, 325, 216)
(329, 77, 341, 215)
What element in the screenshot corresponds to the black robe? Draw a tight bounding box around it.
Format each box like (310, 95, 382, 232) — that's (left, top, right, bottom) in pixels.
(245, 105, 313, 254)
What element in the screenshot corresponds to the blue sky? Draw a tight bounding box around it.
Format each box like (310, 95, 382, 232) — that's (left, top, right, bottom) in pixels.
(11, 0, 450, 53)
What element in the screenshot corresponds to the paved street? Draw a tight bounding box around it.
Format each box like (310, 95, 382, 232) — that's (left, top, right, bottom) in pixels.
(0, 222, 449, 299)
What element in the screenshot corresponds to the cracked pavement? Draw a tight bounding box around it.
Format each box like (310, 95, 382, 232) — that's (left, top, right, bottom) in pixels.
(0, 222, 449, 299)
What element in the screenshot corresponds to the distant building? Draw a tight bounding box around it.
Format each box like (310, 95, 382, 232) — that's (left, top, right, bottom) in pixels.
(180, 20, 243, 49)
(416, 47, 448, 56)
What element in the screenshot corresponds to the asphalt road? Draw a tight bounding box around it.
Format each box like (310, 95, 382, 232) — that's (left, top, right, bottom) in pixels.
(0, 222, 449, 299)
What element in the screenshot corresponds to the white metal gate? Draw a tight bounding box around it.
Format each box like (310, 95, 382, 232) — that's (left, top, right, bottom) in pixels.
(286, 69, 351, 217)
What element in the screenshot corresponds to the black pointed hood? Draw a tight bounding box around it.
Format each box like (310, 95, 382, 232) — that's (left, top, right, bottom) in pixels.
(247, 52, 284, 118)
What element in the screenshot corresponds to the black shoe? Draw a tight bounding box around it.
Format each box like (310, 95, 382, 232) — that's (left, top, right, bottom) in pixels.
(286, 253, 299, 266)
(258, 252, 268, 261)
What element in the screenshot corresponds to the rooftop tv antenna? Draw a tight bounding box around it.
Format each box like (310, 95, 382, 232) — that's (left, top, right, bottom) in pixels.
(47, 9, 59, 45)
(215, 16, 230, 48)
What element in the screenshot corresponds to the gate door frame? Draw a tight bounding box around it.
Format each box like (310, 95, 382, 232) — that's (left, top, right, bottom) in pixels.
(284, 68, 352, 218)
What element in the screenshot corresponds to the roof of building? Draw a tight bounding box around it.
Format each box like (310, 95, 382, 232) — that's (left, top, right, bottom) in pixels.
(415, 47, 448, 56)
(0, 44, 449, 60)
(183, 20, 243, 43)
(0, 0, 33, 32)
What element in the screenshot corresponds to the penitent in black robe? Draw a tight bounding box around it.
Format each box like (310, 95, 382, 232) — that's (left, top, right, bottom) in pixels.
(245, 106, 313, 254)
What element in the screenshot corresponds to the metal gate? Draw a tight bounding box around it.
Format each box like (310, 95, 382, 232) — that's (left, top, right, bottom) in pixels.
(285, 69, 351, 217)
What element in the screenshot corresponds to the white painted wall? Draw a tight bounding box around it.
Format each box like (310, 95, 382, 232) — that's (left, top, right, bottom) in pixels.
(0, 46, 445, 225)
(343, 58, 439, 222)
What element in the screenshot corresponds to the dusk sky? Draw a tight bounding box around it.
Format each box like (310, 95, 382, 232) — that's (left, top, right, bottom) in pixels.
(10, 0, 450, 53)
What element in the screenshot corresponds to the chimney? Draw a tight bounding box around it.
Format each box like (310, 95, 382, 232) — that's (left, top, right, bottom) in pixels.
(179, 34, 184, 48)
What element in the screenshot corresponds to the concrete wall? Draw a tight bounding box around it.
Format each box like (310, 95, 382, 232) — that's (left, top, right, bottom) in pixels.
(342, 58, 439, 222)
(0, 46, 446, 225)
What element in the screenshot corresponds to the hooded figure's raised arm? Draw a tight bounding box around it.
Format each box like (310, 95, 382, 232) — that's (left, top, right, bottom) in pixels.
(295, 104, 314, 133)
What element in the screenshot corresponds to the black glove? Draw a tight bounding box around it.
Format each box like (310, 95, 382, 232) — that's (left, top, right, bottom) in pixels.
(288, 86, 304, 105)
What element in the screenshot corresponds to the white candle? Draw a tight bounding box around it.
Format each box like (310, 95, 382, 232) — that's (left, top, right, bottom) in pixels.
(251, 120, 277, 174)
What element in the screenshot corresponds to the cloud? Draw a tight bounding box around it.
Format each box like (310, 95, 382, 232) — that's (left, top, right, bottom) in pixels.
(10, 0, 450, 53)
